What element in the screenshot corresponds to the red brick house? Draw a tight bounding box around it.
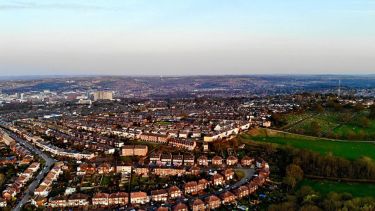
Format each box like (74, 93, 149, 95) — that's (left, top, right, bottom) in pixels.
(205, 195, 221, 210)
(169, 186, 182, 199)
(151, 189, 168, 202)
(197, 155, 208, 166)
(212, 156, 223, 166)
(92, 193, 109, 206)
(226, 156, 238, 166)
(197, 179, 209, 192)
(241, 156, 253, 166)
(68, 193, 89, 207)
(212, 174, 224, 186)
(233, 186, 249, 199)
(191, 198, 205, 211)
(130, 192, 148, 204)
(174, 202, 188, 211)
(97, 163, 114, 174)
(190, 166, 201, 176)
(220, 191, 236, 204)
(184, 181, 198, 195)
(48, 195, 68, 208)
(224, 168, 234, 180)
(108, 192, 128, 205)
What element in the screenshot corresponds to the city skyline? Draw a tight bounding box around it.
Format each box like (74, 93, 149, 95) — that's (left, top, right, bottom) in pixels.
(1, 0, 375, 76)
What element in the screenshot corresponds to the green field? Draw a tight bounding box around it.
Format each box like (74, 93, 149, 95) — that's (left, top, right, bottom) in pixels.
(282, 112, 313, 127)
(284, 110, 375, 141)
(299, 179, 375, 197)
(241, 129, 375, 160)
(287, 111, 342, 133)
(333, 120, 375, 138)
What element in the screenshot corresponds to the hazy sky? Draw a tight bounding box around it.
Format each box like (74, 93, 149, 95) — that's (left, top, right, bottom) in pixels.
(0, 0, 375, 76)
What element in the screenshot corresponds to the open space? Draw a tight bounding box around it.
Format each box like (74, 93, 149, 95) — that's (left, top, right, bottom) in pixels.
(282, 110, 375, 141)
(241, 128, 375, 160)
(299, 179, 375, 198)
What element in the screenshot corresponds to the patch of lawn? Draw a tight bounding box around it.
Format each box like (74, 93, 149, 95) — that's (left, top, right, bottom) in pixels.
(157, 121, 172, 125)
(235, 170, 245, 180)
(241, 129, 375, 160)
(101, 175, 111, 186)
(299, 179, 375, 198)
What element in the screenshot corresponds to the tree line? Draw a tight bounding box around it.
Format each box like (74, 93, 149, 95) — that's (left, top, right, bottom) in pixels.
(251, 140, 375, 211)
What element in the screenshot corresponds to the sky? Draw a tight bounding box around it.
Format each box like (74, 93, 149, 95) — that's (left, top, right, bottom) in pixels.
(0, 0, 374, 76)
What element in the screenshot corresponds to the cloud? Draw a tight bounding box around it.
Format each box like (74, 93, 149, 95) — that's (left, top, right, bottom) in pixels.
(0, 1, 111, 11)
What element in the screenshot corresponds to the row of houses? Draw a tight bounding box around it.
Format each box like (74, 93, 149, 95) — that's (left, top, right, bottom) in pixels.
(74, 119, 251, 141)
(6, 125, 96, 160)
(121, 145, 148, 156)
(44, 165, 269, 210)
(34, 139, 95, 160)
(203, 122, 251, 142)
(46, 128, 119, 153)
(76, 163, 195, 177)
(0, 130, 34, 164)
(76, 154, 254, 177)
(74, 119, 251, 148)
(149, 153, 254, 167)
(77, 163, 132, 175)
(2, 162, 40, 200)
(150, 153, 195, 166)
(34, 162, 64, 198)
(47, 192, 144, 208)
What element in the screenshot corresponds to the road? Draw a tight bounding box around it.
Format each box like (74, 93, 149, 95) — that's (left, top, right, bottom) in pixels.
(6, 131, 56, 211)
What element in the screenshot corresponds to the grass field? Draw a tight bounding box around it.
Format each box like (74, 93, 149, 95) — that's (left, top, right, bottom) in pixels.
(282, 112, 313, 127)
(287, 111, 342, 132)
(298, 179, 375, 197)
(241, 129, 375, 160)
(334, 120, 375, 138)
(284, 110, 375, 141)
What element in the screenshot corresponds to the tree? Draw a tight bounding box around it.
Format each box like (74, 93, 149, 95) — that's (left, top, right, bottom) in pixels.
(369, 105, 375, 119)
(264, 143, 277, 155)
(333, 103, 343, 111)
(354, 104, 365, 112)
(346, 130, 356, 140)
(314, 104, 324, 113)
(300, 204, 322, 211)
(283, 176, 297, 190)
(340, 113, 351, 123)
(0, 173, 5, 186)
(309, 121, 321, 136)
(359, 116, 370, 128)
(323, 192, 343, 211)
(286, 164, 304, 181)
(340, 192, 353, 201)
(271, 113, 286, 127)
(268, 201, 296, 211)
(296, 185, 314, 200)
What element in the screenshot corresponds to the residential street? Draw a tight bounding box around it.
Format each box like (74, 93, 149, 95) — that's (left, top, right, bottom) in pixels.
(6, 131, 56, 211)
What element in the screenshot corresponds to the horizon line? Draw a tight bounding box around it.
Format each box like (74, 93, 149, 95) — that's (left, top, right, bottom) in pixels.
(1, 73, 375, 78)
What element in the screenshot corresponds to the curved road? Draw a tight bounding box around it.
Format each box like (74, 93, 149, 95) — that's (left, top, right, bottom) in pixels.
(6, 131, 56, 211)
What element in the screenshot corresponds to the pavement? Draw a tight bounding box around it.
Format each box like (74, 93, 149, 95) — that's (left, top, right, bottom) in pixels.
(6, 132, 56, 211)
